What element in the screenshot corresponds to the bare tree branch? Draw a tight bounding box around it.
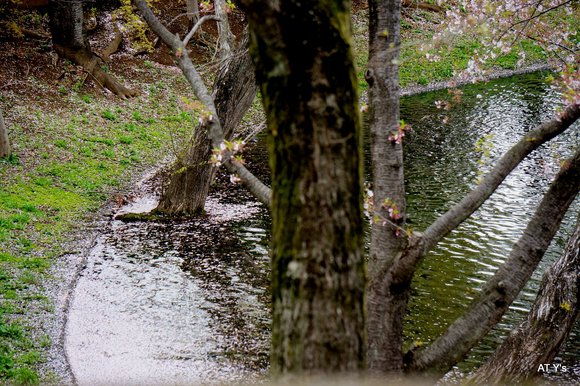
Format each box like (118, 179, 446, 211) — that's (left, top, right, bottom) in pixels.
(524, 33, 578, 55)
(496, 0, 573, 43)
(509, 0, 542, 47)
(408, 146, 580, 374)
(421, 103, 580, 255)
(470, 213, 580, 384)
(183, 15, 221, 47)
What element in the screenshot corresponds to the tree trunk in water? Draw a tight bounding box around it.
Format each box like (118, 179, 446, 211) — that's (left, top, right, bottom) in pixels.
(366, 0, 408, 373)
(156, 32, 256, 215)
(470, 214, 580, 384)
(156, 126, 214, 215)
(135, 0, 270, 209)
(242, 0, 366, 374)
(0, 108, 10, 158)
(48, 0, 136, 97)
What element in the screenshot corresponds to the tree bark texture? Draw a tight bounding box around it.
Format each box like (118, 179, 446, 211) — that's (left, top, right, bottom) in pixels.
(157, 33, 256, 215)
(135, 0, 270, 211)
(409, 146, 580, 374)
(0, 108, 10, 158)
(470, 214, 580, 384)
(185, 0, 200, 27)
(156, 127, 213, 215)
(48, 0, 136, 97)
(214, 0, 235, 61)
(241, 0, 366, 374)
(212, 30, 256, 141)
(366, 0, 408, 373)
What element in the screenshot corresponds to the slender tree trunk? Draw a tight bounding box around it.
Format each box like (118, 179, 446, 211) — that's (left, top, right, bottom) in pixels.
(0, 108, 10, 158)
(48, 0, 136, 97)
(156, 31, 257, 215)
(366, 0, 408, 373)
(470, 214, 580, 384)
(185, 0, 199, 28)
(214, 0, 234, 61)
(242, 0, 366, 374)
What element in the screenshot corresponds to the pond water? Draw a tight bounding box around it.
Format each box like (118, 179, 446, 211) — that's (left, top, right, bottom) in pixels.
(399, 72, 579, 378)
(66, 72, 579, 383)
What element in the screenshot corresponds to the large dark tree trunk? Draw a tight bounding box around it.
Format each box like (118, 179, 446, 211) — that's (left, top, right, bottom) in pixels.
(241, 0, 366, 374)
(155, 31, 257, 215)
(48, 0, 136, 97)
(365, 0, 408, 373)
(0, 108, 10, 158)
(470, 214, 580, 384)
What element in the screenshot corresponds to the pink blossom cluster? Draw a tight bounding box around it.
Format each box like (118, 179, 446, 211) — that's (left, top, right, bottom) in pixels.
(428, 0, 578, 103)
(388, 120, 411, 144)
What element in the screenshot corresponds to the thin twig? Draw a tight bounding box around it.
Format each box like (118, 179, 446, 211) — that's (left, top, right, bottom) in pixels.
(241, 122, 266, 144)
(510, 0, 543, 47)
(168, 12, 199, 27)
(496, 0, 573, 43)
(524, 33, 578, 55)
(182, 15, 221, 47)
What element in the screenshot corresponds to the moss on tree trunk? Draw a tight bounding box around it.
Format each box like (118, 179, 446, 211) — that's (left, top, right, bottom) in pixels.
(242, 0, 366, 374)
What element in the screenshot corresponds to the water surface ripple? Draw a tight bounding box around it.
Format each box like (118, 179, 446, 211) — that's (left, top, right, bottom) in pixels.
(66, 193, 270, 385)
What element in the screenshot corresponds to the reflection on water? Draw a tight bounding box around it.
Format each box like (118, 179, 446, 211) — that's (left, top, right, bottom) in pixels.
(401, 72, 579, 377)
(66, 190, 271, 385)
(67, 72, 579, 383)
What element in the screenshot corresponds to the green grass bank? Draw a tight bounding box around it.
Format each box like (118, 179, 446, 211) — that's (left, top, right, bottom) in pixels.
(0, 61, 194, 383)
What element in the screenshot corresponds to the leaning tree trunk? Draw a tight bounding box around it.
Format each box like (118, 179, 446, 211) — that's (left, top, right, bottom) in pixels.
(0, 108, 10, 158)
(156, 31, 257, 215)
(48, 0, 136, 97)
(470, 214, 580, 384)
(241, 0, 366, 374)
(212, 31, 256, 141)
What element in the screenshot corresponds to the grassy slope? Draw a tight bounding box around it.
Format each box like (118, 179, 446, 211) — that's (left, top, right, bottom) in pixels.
(0, 62, 193, 384)
(352, 8, 550, 92)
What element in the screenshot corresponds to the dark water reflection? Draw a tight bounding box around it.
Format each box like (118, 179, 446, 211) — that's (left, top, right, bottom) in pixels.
(67, 183, 271, 384)
(67, 72, 579, 383)
(400, 73, 579, 377)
